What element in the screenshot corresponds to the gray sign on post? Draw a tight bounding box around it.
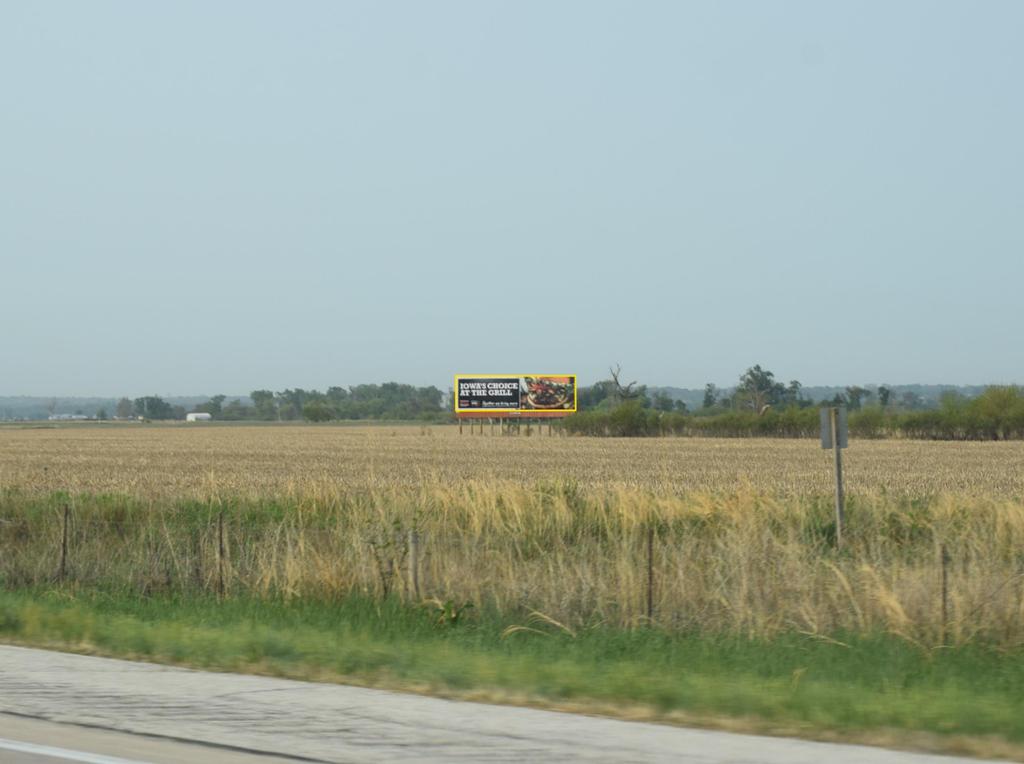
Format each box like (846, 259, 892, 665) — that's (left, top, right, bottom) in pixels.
(820, 406, 848, 449)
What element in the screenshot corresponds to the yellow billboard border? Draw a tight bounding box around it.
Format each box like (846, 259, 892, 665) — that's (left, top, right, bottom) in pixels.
(454, 374, 577, 414)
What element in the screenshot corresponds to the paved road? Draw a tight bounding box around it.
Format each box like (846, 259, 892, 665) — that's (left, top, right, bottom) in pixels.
(0, 713, 299, 763)
(0, 645, 1004, 763)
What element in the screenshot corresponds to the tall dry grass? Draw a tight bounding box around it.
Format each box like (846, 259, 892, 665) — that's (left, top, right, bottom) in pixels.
(4, 482, 1024, 648)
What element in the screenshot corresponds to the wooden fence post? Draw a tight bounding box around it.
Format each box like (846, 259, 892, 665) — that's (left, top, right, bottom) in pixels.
(941, 543, 950, 645)
(408, 530, 420, 601)
(646, 525, 654, 622)
(830, 407, 845, 549)
(58, 504, 70, 582)
(217, 509, 226, 598)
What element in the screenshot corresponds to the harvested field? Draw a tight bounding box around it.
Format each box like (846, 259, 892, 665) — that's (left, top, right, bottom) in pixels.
(1, 423, 1022, 498)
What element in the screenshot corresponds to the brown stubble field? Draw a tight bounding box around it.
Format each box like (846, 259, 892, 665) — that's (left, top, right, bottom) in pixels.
(0, 422, 1022, 498)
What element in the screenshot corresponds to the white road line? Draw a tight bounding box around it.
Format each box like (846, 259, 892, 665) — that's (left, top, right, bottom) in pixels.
(0, 737, 148, 764)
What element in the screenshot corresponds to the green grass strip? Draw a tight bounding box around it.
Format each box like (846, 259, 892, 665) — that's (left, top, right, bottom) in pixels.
(1, 589, 1022, 744)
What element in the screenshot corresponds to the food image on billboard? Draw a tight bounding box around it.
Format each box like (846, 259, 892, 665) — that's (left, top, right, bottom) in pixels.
(455, 375, 576, 414)
(521, 376, 574, 410)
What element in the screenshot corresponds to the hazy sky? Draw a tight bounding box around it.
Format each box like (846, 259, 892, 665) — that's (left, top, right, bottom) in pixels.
(2, 2, 1021, 396)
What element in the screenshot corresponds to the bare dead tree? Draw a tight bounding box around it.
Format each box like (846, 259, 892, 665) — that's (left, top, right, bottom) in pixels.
(609, 364, 640, 402)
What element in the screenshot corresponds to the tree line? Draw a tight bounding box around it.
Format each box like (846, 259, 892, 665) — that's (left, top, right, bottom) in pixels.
(40, 363, 1024, 440)
(112, 383, 446, 422)
(564, 365, 1024, 440)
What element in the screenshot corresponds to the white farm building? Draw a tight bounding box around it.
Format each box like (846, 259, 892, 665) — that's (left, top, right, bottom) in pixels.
(185, 412, 213, 422)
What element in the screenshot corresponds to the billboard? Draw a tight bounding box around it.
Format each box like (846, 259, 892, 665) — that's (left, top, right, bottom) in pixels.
(455, 375, 577, 415)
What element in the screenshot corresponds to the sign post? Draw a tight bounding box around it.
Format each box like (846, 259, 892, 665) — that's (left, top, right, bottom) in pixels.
(820, 406, 848, 548)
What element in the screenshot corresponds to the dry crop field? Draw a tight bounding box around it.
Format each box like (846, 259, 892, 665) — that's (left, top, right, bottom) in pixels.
(3, 423, 1024, 645)
(1, 422, 1022, 497)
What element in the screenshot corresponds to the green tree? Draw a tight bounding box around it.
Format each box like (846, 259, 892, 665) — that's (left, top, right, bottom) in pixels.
(302, 401, 334, 422)
(115, 398, 134, 419)
(652, 391, 675, 412)
(845, 386, 870, 411)
(775, 380, 805, 407)
(276, 389, 316, 420)
(899, 391, 924, 410)
(326, 387, 350, 411)
(250, 390, 277, 420)
(737, 365, 784, 413)
(133, 396, 175, 420)
(194, 395, 226, 417)
(220, 399, 251, 420)
(877, 386, 892, 408)
(702, 384, 718, 409)
(578, 380, 616, 411)
(967, 386, 1022, 440)
(607, 399, 652, 436)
